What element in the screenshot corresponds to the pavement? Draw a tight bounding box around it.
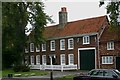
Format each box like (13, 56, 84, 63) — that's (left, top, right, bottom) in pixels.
(1, 70, 89, 80)
(30, 70, 88, 78)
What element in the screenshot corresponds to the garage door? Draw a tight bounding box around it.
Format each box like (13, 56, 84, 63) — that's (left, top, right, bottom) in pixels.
(116, 57, 120, 70)
(80, 49, 95, 70)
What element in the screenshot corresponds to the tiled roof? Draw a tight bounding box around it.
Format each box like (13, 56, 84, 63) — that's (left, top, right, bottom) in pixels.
(43, 15, 107, 39)
(100, 26, 120, 42)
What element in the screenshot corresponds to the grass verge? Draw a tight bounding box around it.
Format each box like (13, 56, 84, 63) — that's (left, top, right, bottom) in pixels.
(57, 75, 75, 80)
(2, 69, 49, 77)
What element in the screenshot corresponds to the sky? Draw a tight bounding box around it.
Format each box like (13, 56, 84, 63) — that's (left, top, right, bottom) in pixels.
(43, 0, 107, 26)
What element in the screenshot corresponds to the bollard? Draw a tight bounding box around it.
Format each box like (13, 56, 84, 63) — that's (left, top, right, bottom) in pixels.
(50, 71, 53, 80)
(8, 74, 13, 78)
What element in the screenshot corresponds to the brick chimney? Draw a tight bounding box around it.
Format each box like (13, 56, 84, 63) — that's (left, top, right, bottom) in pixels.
(59, 7, 68, 28)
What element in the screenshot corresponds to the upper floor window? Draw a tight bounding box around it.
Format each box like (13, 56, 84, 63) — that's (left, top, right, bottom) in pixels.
(30, 43, 34, 52)
(25, 48, 28, 53)
(42, 43, 46, 51)
(51, 40, 55, 51)
(36, 45, 40, 52)
(102, 56, 113, 64)
(60, 39, 65, 50)
(107, 42, 114, 50)
(68, 54, 74, 65)
(83, 36, 90, 44)
(68, 38, 74, 49)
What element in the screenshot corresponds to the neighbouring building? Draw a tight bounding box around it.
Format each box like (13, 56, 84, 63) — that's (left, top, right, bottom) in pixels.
(24, 7, 120, 71)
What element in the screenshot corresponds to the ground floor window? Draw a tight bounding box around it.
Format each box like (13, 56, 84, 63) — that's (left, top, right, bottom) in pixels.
(68, 54, 74, 65)
(31, 55, 34, 65)
(102, 56, 113, 64)
(60, 54, 65, 65)
(42, 55, 46, 65)
(36, 55, 40, 64)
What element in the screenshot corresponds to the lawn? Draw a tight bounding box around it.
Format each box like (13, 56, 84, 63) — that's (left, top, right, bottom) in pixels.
(2, 69, 49, 77)
(57, 75, 75, 80)
(0, 71, 2, 78)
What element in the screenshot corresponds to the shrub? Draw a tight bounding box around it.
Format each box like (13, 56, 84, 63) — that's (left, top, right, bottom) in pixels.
(13, 64, 30, 72)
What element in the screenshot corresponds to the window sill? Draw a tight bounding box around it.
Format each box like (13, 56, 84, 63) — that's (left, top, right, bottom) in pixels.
(83, 43, 90, 45)
(107, 49, 114, 51)
(102, 63, 113, 65)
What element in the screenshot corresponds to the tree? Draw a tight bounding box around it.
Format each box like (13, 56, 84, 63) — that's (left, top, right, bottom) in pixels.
(2, 2, 52, 69)
(99, 1, 120, 57)
(99, 0, 120, 27)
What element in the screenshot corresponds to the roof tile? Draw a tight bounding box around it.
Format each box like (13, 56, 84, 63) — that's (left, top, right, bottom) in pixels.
(44, 15, 107, 39)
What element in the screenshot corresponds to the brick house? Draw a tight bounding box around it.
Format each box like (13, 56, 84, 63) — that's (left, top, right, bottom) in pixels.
(25, 7, 120, 71)
(99, 26, 120, 69)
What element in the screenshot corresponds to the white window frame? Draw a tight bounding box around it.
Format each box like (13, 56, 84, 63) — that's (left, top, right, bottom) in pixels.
(107, 42, 114, 50)
(102, 56, 113, 64)
(42, 43, 46, 51)
(68, 54, 74, 65)
(36, 55, 40, 64)
(50, 40, 55, 51)
(60, 54, 65, 65)
(25, 48, 28, 53)
(60, 39, 65, 50)
(68, 38, 74, 50)
(42, 55, 46, 65)
(83, 36, 90, 44)
(31, 55, 34, 65)
(36, 45, 40, 52)
(30, 43, 34, 52)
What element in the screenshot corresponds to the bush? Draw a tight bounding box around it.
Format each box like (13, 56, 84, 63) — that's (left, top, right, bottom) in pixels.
(13, 64, 30, 72)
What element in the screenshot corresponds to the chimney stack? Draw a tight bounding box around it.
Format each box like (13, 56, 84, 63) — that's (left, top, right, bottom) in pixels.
(59, 7, 68, 28)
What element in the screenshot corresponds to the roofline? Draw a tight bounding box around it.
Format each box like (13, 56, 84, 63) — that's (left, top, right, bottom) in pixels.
(47, 32, 98, 40)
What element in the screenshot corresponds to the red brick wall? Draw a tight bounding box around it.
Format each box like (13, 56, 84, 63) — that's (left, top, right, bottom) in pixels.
(99, 41, 120, 69)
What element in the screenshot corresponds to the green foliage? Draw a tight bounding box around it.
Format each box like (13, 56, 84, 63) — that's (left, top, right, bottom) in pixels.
(13, 64, 30, 72)
(2, 2, 52, 69)
(99, 0, 120, 27)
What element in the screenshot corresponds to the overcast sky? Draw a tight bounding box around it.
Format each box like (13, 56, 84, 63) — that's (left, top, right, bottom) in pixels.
(43, 1, 107, 26)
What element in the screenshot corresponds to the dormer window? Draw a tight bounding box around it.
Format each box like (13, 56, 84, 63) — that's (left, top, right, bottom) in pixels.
(83, 36, 90, 44)
(51, 40, 55, 51)
(107, 42, 114, 50)
(30, 43, 34, 52)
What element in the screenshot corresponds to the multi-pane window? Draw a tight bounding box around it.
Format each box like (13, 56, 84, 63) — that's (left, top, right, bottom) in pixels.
(102, 56, 113, 64)
(31, 55, 34, 65)
(42, 55, 46, 65)
(107, 42, 114, 50)
(60, 39, 65, 50)
(60, 54, 65, 65)
(42, 43, 46, 51)
(36, 45, 40, 52)
(68, 38, 74, 49)
(68, 54, 74, 65)
(30, 43, 34, 52)
(36, 55, 40, 64)
(51, 40, 55, 51)
(83, 36, 90, 44)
